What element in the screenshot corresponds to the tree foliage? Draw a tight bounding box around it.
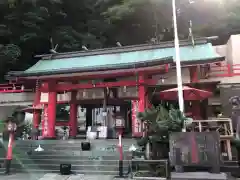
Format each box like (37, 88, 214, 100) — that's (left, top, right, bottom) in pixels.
(0, 0, 239, 81)
(137, 105, 191, 146)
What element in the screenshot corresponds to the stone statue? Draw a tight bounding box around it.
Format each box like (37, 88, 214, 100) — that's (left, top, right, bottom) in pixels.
(229, 96, 240, 139)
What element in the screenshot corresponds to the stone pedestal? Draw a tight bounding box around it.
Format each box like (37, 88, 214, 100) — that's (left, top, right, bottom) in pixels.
(171, 172, 228, 180)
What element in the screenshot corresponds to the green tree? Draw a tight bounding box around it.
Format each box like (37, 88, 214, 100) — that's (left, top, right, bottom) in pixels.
(0, 0, 240, 82)
(0, 0, 118, 80)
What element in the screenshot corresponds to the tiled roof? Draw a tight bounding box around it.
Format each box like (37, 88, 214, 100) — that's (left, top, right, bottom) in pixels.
(23, 39, 223, 76)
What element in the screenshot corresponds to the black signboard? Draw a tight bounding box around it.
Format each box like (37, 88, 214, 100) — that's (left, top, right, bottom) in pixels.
(169, 132, 221, 166)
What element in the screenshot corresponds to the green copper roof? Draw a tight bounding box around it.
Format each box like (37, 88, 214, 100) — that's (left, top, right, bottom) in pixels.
(23, 40, 223, 76)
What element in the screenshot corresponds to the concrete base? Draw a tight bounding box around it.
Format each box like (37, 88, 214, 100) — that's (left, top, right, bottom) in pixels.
(42, 137, 57, 140)
(171, 172, 228, 180)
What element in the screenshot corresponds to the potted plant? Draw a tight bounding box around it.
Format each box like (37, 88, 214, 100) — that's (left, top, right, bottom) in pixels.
(132, 105, 191, 179)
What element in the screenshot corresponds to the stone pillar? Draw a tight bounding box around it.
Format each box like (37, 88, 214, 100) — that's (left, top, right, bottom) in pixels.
(47, 80, 57, 138)
(69, 91, 77, 138)
(33, 80, 41, 129)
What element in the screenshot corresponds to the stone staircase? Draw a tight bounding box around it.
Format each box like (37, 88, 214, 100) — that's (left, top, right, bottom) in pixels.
(0, 158, 5, 175)
(0, 141, 6, 175)
(9, 139, 135, 175)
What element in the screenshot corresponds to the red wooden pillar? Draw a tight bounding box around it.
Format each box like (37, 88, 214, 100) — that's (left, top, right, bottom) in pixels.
(138, 74, 146, 112)
(191, 101, 201, 119)
(189, 66, 200, 119)
(47, 80, 57, 138)
(33, 80, 41, 129)
(69, 91, 77, 138)
(189, 66, 198, 83)
(138, 74, 147, 137)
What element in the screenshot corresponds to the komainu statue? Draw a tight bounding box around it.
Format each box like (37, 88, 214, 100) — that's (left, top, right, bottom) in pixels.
(230, 96, 240, 139)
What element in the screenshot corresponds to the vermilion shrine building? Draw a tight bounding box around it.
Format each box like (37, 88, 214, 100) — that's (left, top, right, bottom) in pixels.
(2, 37, 236, 139)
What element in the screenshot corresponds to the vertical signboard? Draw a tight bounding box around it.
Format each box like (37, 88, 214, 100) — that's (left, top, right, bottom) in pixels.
(131, 100, 142, 137)
(41, 104, 48, 137)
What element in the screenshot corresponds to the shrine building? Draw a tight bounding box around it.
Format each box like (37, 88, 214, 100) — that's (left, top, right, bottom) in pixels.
(3, 38, 225, 139)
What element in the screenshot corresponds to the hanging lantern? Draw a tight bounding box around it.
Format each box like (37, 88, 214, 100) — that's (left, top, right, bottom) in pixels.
(92, 80, 96, 87)
(123, 86, 127, 93)
(83, 89, 87, 98)
(161, 77, 165, 83)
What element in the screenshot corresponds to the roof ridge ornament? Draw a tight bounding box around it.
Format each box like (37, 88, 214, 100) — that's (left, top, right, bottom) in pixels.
(49, 37, 58, 54)
(82, 45, 88, 51)
(116, 42, 122, 47)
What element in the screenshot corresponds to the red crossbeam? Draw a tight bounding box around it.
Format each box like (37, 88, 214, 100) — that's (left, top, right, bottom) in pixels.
(40, 79, 157, 92)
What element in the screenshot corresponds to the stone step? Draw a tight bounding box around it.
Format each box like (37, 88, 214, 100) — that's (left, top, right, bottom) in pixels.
(0, 168, 5, 175)
(13, 152, 131, 161)
(8, 160, 129, 175)
(12, 159, 129, 165)
(223, 160, 239, 166)
(11, 168, 120, 175)
(14, 144, 131, 152)
(10, 163, 126, 171)
(13, 146, 132, 153)
(13, 148, 130, 154)
(1, 139, 136, 176)
(13, 139, 136, 146)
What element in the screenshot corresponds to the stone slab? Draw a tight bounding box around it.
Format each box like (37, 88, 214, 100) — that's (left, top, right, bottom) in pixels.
(39, 173, 70, 180)
(171, 172, 228, 180)
(0, 173, 44, 180)
(0, 173, 130, 180)
(67, 174, 85, 180)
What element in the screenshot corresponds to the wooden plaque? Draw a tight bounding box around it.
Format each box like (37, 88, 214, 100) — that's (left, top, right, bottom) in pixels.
(117, 87, 138, 98)
(76, 88, 104, 100)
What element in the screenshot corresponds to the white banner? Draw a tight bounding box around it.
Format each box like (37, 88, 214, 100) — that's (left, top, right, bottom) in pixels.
(131, 100, 142, 137)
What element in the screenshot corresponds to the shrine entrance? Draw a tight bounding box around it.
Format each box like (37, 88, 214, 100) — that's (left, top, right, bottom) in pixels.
(52, 93, 133, 139)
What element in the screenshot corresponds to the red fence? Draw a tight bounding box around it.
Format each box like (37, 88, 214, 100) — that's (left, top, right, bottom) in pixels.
(0, 83, 34, 93)
(203, 63, 240, 78)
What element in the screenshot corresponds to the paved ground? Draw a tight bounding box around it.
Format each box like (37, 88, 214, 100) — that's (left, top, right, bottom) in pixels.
(0, 173, 128, 180)
(1, 172, 239, 180)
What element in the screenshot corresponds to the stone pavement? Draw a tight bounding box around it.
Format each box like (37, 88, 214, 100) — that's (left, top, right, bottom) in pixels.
(0, 173, 128, 180)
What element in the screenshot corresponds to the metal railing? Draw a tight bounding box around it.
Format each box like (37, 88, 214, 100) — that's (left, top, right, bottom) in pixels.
(208, 63, 240, 77)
